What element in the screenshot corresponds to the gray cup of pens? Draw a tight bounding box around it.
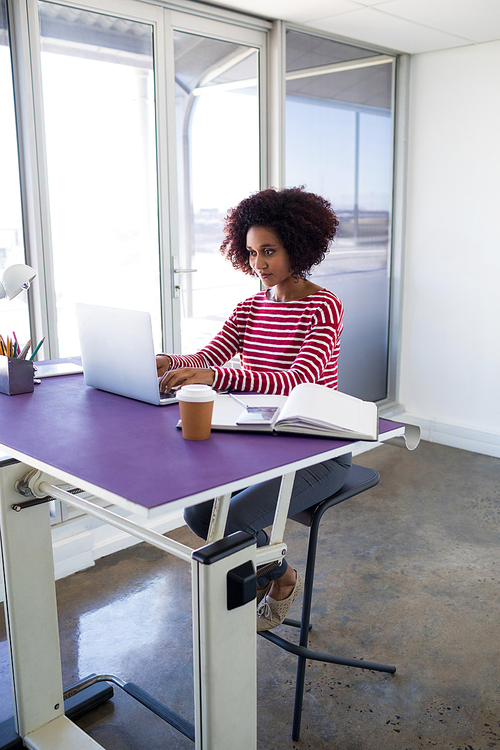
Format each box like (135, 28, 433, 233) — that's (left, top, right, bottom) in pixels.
(0, 356, 35, 395)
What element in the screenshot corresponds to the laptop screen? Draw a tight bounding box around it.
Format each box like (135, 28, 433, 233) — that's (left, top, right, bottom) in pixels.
(76, 303, 163, 405)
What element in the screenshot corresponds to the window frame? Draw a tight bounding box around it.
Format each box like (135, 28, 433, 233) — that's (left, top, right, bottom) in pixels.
(164, 8, 269, 353)
(5, 0, 406, 409)
(282, 22, 407, 409)
(7, 0, 270, 358)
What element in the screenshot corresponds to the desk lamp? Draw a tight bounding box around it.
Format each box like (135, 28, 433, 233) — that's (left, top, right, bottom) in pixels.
(0, 264, 37, 300)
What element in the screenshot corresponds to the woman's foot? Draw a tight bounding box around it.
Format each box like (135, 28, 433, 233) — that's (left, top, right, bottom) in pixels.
(256, 561, 293, 604)
(256, 581, 272, 605)
(268, 565, 297, 600)
(257, 569, 303, 632)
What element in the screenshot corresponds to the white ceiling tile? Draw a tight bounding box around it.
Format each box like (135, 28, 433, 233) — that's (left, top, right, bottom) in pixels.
(304, 7, 474, 53)
(351, 0, 394, 5)
(215, 0, 361, 23)
(219, 0, 499, 53)
(375, 0, 500, 43)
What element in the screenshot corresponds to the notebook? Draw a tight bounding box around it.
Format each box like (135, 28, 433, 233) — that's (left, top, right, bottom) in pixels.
(35, 362, 84, 378)
(75, 303, 178, 406)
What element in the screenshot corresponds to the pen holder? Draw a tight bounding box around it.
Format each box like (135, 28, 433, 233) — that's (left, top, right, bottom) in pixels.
(0, 355, 35, 396)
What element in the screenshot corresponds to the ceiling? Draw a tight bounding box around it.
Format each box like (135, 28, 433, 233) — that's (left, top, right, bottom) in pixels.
(214, 0, 500, 54)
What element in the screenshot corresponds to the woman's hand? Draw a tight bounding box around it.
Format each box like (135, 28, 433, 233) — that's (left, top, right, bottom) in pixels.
(156, 355, 172, 379)
(159, 366, 215, 394)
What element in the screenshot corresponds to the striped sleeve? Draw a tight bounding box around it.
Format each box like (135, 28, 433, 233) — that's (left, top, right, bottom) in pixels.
(164, 290, 343, 396)
(166, 308, 242, 370)
(212, 294, 343, 395)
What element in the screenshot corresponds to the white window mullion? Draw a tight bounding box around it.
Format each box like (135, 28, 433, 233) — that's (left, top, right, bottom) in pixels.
(7, 0, 58, 359)
(266, 19, 285, 189)
(160, 8, 181, 354)
(389, 53, 410, 408)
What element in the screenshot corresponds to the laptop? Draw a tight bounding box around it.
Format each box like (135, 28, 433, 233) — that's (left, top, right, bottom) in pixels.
(75, 303, 178, 406)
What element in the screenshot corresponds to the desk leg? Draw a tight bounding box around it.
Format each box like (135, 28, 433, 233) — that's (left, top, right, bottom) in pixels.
(192, 532, 257, 750)
(0, 462, 103, 750)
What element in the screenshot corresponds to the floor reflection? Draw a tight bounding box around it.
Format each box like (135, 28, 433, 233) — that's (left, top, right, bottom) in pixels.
(0, 637, 14, 722)
(77, 576, 169, 679)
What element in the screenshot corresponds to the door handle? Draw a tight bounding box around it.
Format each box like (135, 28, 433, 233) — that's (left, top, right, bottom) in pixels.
(172, 256, 197, 298)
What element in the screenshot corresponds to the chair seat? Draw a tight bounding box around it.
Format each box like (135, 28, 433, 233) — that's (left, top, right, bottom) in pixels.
(290, 463, 380, 527)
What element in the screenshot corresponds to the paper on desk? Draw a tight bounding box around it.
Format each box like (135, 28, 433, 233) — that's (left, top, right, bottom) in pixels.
(211, 393, 286, 429)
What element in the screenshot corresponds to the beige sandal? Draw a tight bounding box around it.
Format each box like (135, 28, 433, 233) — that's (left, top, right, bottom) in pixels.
(257, 570, 303, 632)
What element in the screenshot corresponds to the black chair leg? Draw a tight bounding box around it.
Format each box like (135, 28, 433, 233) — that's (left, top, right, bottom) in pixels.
(292, 504, 395, 740)
(292, 656, 307, 740)
(292, 512, 321, 739)
(258, 466, 396, 741)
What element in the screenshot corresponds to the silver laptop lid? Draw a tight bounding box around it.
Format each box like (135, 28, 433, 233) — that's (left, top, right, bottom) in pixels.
(76, 303, 165, 405)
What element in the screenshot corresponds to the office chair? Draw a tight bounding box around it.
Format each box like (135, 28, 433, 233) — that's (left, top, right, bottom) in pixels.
(258, 464, 396, 741)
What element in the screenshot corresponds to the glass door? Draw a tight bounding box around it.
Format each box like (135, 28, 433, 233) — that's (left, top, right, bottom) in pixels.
(171, 17, 264, 354)
(285, 30, 395, 402)
(37, 0, 164, 355)
(19, 1, 267, 358)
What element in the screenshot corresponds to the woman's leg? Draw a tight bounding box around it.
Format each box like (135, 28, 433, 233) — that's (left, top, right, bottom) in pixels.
(183, 453, 352, 588)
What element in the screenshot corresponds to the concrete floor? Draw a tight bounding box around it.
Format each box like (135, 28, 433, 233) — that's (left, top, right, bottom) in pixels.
(1, 440, 499, 749)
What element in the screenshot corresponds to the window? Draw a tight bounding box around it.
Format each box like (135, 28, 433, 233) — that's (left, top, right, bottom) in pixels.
(173, 29, 260, 353)
(38, 1, 162, 355)
(0, 0, 31, 346)
(7, 1, 399, 405)
(286, 30, 395, 401)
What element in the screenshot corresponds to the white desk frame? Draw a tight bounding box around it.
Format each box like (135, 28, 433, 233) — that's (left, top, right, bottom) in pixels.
(0, 423, 411, 750)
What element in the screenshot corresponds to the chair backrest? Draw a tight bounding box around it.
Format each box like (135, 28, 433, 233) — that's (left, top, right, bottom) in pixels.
(289, 464, 380, 527)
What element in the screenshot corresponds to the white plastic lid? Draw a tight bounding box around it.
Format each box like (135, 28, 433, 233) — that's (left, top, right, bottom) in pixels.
(176, 384, 216, 403)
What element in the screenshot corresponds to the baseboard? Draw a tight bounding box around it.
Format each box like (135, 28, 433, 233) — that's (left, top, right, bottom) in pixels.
(394, 413, 500, 459)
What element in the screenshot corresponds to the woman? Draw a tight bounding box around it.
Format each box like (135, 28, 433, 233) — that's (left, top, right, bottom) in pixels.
(157, 186, 351, 631)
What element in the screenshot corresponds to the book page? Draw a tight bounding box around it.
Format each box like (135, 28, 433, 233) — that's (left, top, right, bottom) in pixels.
(276, 383, 377, 436)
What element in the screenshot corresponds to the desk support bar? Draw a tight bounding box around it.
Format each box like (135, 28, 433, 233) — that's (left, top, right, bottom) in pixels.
(206, 493, 231, 544)
(63, 674, 195, 742)
(270, 471, 295, 545)
(19, 473, 194, 563)
(204, 471, 294, 567)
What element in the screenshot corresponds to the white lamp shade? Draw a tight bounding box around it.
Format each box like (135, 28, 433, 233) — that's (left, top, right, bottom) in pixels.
(0, 264, 37, 300)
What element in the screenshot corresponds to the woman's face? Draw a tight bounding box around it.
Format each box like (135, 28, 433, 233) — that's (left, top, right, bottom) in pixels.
(246, 226, 293, 289)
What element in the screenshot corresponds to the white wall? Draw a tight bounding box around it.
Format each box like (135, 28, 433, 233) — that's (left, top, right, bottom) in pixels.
(399, 40, 500, 457)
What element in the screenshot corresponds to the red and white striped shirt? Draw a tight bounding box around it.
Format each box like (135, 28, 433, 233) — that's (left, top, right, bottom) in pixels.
(168, 289, 343, 395)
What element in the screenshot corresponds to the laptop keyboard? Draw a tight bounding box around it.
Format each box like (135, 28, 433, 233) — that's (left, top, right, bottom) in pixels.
(159, 390, 178, 403)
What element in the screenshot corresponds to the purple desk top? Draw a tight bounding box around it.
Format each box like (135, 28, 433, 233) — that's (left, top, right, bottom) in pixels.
(0, 373, 401, 512)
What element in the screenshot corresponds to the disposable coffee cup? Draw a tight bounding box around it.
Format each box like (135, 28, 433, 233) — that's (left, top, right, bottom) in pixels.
(177, 385, 216, 441)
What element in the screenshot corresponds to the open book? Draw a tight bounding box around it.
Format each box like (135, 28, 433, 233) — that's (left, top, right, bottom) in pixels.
(211, 382, 378, 441)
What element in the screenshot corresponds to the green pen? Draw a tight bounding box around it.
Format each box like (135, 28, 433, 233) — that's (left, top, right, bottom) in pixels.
(29, 337, 45, 361)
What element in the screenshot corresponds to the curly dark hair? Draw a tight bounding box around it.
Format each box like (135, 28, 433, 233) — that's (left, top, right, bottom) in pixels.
(220, 186, 338, 278)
